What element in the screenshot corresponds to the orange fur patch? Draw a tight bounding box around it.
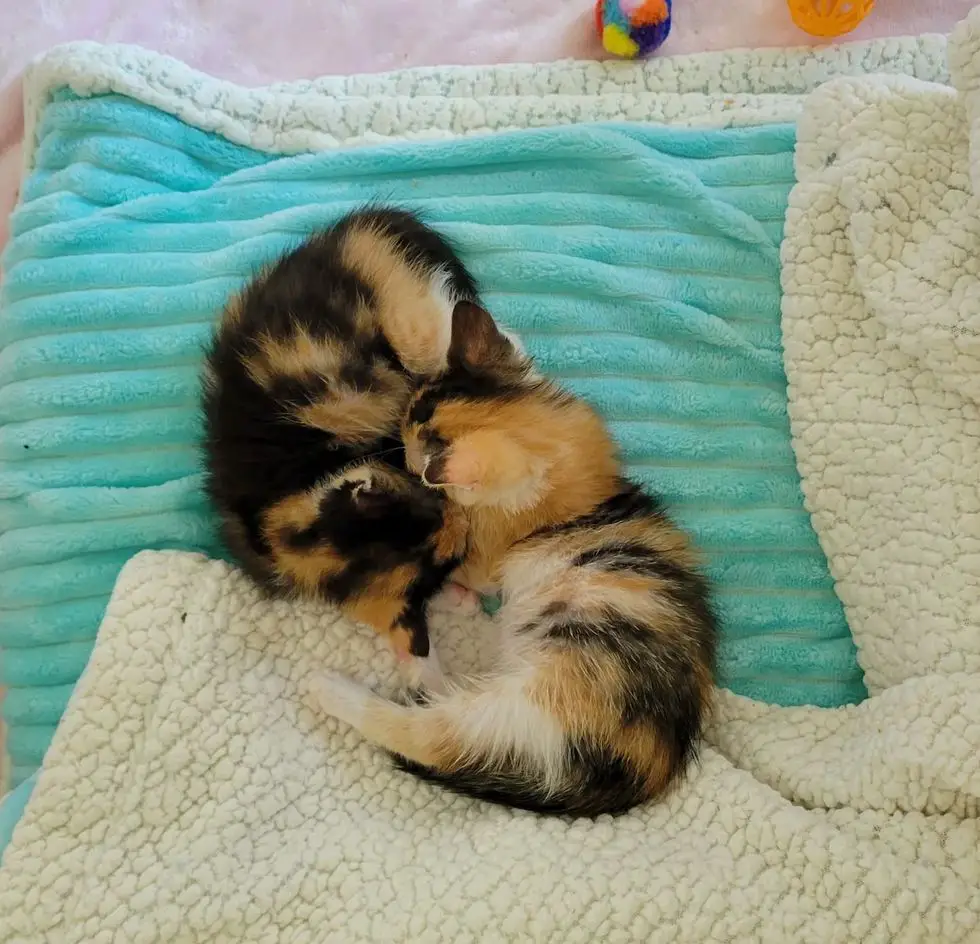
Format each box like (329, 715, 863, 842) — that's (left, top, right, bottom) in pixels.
(610, 724, 674, 796)
(356, 699, 463, 768)
(440, 429, 542, 492)
(264, 489, 418, 624)
(296, 391, 406, 443)
(221, 291, 245, 327)
(341, 225, 452, 375)
(264, 488, 321, 536)
(345, 570, 415, 636)
(532, 649, 674, 798)
(419, 393, 621, 590)
(432, 504, 470, 562)
(263, 490, 343, 595)
(532, 648, 623, 739)
(244, 327, 344, 389)
(243, 324, 411, 442)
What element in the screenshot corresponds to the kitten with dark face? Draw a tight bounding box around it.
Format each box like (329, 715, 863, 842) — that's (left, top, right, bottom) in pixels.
(312, 302, 718, 817)
(201, 208, 478, 691)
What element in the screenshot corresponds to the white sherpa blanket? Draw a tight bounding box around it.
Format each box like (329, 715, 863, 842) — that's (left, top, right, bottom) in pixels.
(5, 19, 980, 942)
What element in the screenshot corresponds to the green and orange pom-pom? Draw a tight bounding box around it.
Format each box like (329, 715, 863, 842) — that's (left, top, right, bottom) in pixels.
(595, 0, 672, 59)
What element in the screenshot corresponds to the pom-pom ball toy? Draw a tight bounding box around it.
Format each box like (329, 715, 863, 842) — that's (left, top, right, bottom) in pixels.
(787, 0, 875, 38)
(595, 0, 672, 59)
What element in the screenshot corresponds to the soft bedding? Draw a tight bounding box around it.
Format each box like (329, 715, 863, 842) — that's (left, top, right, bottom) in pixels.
(0, 52, 887, 790)
(3, 15, 980, 939)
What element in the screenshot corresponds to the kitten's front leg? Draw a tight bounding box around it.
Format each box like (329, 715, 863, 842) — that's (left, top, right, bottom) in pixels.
(428, 502, 483, 613)
(450, 560, 502, 600)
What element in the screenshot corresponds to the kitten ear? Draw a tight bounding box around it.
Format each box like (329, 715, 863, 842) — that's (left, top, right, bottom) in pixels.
(447, 301, 514, 369)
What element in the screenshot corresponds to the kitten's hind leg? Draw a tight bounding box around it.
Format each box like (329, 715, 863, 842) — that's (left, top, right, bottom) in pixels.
(309, 672, 447, 767)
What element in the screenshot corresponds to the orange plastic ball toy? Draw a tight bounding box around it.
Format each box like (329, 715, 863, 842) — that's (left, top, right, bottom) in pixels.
(788, 0, 875, 38)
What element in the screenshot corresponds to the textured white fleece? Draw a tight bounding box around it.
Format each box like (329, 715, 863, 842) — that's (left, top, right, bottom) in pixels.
(18, 29, 950, 169)
(0, 548, 977, 943)
(782, 15, 980, 697)
(4, 19, 980, 943)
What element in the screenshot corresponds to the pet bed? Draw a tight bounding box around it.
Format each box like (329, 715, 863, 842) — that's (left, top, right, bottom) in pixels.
(3, 34, 953, 792)
(1, 12, 979, 939)
(0, 27, 960, 794)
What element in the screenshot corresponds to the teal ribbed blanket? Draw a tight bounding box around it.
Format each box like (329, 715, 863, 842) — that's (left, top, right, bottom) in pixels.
(0, 90, 866, 786)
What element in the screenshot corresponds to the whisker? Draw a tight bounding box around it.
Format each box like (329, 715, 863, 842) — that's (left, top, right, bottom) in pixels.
(421, 462, 473, 491)
(330, 445, 408, 481)
(357, 445, 406, 461)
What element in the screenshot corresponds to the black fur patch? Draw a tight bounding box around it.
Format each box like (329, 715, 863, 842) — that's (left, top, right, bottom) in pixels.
(527, 479, 668, 543)
(393, 738, 646, 818)
(415, 373, 530, 410)
(267, 372, 329, 406)
(572, 541, 688, 580)
(417, 430, 450, 483)
(397, 606, 431, 658)
(564, 739, 648, 814)
(407, 396, 436, 426)
(546, 608, 708, 769)
(395, 531, 467, 658)
(318, 480, 446, 557)
(319, 557, 377, 603)
(234, 247, 377, 342)
(572, 541, 717, 664)
(201, 206, 479, 623)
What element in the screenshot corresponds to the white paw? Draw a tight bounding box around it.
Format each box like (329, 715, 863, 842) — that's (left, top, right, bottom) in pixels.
(327, 464, 374, 496)
(400, 651, 449, 698)
(429, 581, 482, 615)
(351, 477, 372, 500)
(308, 671, 369, 728)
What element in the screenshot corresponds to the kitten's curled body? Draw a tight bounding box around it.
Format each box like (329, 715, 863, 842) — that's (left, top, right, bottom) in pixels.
(202, 207, 478, 687)
(313, 303, 718, 817)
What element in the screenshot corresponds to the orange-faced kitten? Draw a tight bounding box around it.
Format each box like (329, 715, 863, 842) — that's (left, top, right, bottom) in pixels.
(311, 302, 717, 816)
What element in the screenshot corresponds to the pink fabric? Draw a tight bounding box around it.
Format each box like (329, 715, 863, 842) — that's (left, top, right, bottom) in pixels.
(0, 0, 970, 260)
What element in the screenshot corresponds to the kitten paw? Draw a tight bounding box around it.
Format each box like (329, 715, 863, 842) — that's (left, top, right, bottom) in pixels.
(351, 476, 373, 497)
(430, 581, 482, 615)
(349, 472, 375, 505)
(399, 651, 449, 698)
(308, 672, 369, 728)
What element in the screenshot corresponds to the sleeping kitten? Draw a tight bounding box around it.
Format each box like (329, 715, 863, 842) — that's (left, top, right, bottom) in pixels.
(311, 301, 718, 817)
(201, 207, 479, 690)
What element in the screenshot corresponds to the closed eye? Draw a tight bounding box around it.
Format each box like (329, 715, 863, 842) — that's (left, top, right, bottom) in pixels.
(421, 429, 448, 454)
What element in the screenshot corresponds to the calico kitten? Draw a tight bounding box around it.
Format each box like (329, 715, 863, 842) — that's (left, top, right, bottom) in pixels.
(311, 301, 718, 817)
(201, 207, 479, 690)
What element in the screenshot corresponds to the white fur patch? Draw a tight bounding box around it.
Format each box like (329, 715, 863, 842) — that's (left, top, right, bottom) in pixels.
(309, 672, 371, 729)
(498, 548, 571, 630)
(426, 267, 456, 372)
(447, 666, 567, 793)
(326, 464, 374, 492)
(401, 649, 449, 696)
